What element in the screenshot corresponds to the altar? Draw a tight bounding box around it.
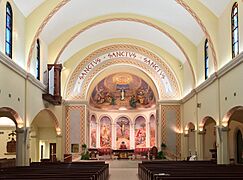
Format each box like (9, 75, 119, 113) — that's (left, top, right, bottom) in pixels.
(113, 149, 134, 159)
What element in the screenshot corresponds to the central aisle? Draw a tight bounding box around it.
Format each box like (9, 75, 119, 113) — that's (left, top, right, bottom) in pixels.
(108, 160, 141, 180)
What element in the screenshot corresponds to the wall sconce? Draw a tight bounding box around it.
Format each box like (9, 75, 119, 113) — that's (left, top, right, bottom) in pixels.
(198, 126, 204, 132)
(56, 127, 61, 135)
(184, 127, 189, 135)
(222, 121, 228, 127)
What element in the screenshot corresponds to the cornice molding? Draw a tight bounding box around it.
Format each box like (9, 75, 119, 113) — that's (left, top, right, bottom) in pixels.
(217, 52, 243, 78)
(181, 90, 196, 103)
(63, 100, 88, 105)
(0, 51, 46, 92)
(158, 100, 181, 105)
(182, 52, 243, 103)
(27, 73, 46, 91)
(0, 52, 27, 78)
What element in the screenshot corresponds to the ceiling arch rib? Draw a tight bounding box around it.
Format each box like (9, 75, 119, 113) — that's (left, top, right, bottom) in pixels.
(49, 16, 196, 86)
(24, 0, 223, 76)
(41, 0, 203, 45)
(54, 21, 187, 64)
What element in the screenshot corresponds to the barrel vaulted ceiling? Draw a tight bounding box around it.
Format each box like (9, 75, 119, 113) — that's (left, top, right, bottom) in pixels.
(13, 0, 232, 92)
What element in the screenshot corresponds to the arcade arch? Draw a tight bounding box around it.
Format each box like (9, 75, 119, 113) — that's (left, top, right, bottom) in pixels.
(30, 109, 61, 162)
(0, 107, 25, 166)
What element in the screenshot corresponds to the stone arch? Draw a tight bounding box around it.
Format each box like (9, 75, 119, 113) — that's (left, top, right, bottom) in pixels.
(222, 106, 243, 127)
(65, 44, 181, 100)
(0, 107, 24, 128)
(99, 114, 113, 124)
(32, 108, 61, 135)
(200, 116, 216, 160)
(200, 116, 216, 130)
(90, 114, 97, 123)
(115, 115, 132, 124)
(185, 122, 196, 156)
(27, 0, 220, 83)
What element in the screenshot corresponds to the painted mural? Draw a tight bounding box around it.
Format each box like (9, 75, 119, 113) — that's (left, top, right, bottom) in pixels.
(90, 73, 156, 110)
(150, 115, 156, 147)
(116, 117, 130, 149)
(100, 116, 112, 148)
(90, 115, 97, 148)
(135, 116, 146, 148)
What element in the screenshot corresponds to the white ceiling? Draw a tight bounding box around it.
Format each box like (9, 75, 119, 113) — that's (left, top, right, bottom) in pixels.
(200, 0, 231, 17)
(13, 0, 232, 64)
(56, 21, 186, 64)
(0, 117, 15, 127)
(13, 0, 44, 17)
(41, 0, 203, 45)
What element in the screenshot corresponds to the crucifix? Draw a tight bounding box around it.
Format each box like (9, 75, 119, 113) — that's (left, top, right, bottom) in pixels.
(120, 88, 125, 101)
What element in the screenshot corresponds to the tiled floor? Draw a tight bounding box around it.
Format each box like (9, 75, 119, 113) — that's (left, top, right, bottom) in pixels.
(108, 160, 140, 180)
(109, 167, 139, 180)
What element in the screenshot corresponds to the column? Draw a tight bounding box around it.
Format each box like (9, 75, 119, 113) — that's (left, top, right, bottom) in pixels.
(16, 127, 27, 166)
(183, 134, 189, 160)
(30, 134, 38, 162)
(146, 121, 150, 147)
(56, 135, 62, 161)
(112, 123, 116, 149)
(131, 123, 135, 149)
(218, 126, 229, 164)
(157, 105, 162, 150)
(97, 121, 100, 148)
(197, 131, 205, 160)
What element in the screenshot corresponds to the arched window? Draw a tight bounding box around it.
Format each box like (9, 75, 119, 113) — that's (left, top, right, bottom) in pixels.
(231, 2, 239, 58)
(204, 39, 209, 80)
(5, 2, 13, 58)
(36, 39, 40, 80)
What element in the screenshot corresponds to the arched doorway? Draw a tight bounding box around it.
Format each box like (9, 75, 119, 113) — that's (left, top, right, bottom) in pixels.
(0, 107, 25, 166)
(223, 106, 243, 164)
(236, 130, 243, 163)
(0, 117, 16, 159)
(202, 117, 216, 160)
(188, 122, 196, 156)
(30, 109, 61, 162)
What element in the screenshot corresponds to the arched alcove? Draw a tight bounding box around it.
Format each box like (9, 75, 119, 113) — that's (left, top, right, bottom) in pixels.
(30, 109, 61, 162)
(202, 117, 216, 160)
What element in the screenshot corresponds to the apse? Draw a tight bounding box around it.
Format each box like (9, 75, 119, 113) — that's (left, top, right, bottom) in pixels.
(88, 72, 157, 149)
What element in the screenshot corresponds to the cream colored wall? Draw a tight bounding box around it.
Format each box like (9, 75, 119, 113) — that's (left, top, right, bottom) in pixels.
(183, 61, 194, 96)
(0, 127, 16, 158)
(0, 0, 26, 69)
(25, 80, 45, 126)
(0, 60, 26, 120)
(197, 82, 219, 125)
(203, 122, 216, 160)
(183, 96, 197, 128)
(220, 61, 243, 120)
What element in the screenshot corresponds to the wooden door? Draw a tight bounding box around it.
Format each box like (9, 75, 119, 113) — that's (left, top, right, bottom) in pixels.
(49, 143, 56, 162)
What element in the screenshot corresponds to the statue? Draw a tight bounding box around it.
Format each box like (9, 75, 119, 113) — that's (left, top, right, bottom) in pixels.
(120, 88, 125, 101)
(119, 141, 127, 149)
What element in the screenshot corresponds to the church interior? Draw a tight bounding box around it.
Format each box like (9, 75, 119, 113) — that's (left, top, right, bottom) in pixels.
(1, 0, 243, 179)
